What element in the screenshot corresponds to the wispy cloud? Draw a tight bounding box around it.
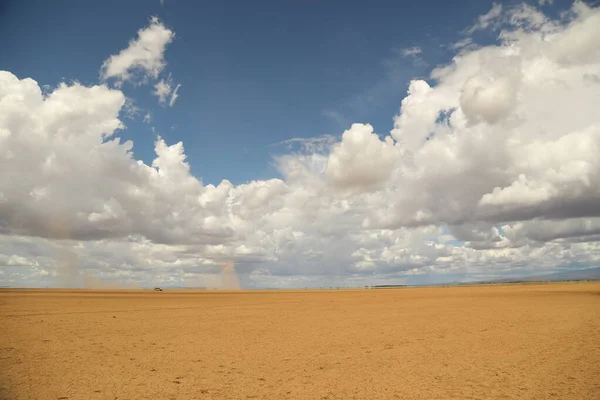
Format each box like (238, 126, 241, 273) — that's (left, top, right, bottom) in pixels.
(466, 3, 503, 34)
(153, 74, 181, 107)
(401, 46, 422, 57)
(323, 46, 428, 129)
(154, 79, 172, 105)
(322, 110, 349, 127)
(275, 135, 338, 153)
(169, 84, 181, 107)
(467, 3, 502, 35)
(452, 37, 474, 50)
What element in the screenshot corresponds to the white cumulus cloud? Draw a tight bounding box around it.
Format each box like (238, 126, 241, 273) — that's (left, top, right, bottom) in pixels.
(100, 17, 174, 84)
(2, 2, 600, 288)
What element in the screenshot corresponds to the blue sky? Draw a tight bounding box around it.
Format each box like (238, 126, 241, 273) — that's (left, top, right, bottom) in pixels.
(1, 0, 521, 185)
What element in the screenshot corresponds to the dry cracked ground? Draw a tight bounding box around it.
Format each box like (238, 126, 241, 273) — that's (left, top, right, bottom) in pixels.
(1, 283, 599, 399)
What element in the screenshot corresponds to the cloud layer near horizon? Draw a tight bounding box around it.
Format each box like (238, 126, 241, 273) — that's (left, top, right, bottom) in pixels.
(1, 2, 600, 288)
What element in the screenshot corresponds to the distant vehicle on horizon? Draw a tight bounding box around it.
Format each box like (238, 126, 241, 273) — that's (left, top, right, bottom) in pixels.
(153, 287, 163, 291)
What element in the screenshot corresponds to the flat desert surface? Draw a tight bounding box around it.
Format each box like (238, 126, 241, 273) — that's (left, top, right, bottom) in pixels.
(1, 283, 599, 400)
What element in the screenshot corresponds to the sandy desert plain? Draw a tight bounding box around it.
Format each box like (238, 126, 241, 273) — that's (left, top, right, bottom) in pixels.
(1, 282, 599, 400)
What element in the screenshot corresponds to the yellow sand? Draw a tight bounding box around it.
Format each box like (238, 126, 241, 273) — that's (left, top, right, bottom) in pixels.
(1, 282, 599, 399)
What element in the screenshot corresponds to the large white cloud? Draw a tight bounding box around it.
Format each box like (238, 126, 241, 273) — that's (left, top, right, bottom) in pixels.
(369, 2, 600, 230)
(0, 71, 235, 245)
(2, 2, 600, 288)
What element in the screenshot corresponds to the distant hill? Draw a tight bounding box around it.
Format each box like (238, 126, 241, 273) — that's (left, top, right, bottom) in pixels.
(478, 267, 600, 284)
(371, 284, 407, 289)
